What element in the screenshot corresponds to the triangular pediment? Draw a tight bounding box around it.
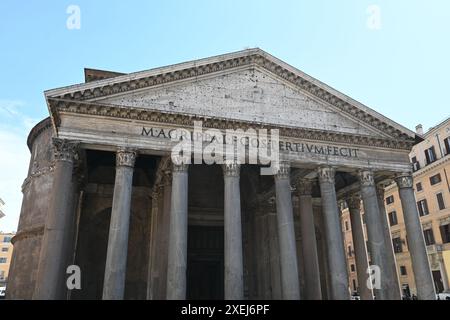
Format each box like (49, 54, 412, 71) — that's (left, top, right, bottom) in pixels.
(45, 48, 416, 142)
(94, 67, 385, 138)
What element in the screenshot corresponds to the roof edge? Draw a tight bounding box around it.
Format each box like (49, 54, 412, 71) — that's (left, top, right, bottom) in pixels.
(27, 117, 52, 151)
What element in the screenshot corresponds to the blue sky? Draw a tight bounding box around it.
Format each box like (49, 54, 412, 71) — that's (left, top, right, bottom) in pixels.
(0, 1, 449, 231)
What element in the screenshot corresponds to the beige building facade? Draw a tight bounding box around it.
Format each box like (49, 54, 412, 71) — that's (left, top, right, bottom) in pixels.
(0, 232, 15, 287)
(342, 117, 450, 297)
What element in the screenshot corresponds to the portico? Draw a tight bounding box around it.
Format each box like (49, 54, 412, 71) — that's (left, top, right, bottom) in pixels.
(8, 49, 435, 300)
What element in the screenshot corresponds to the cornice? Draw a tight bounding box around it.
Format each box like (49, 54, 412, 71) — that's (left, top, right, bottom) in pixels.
(27, 117, 52, 151)
(49, 98, 414, 150)
(11, 224, 45, 244)
(412, 155, 450, 178)
(46, 51, 414, 142)
(21, 165, 55, 192)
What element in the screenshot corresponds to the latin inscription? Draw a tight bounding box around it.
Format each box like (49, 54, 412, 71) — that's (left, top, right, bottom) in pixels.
(141, 127, 359, 158)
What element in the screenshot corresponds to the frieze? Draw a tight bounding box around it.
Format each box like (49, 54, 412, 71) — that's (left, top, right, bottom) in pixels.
(51, 99, 414, 150)
(141, 126, 360, 159)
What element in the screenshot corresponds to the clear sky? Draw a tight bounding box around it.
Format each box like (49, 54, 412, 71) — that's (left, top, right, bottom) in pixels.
(0, 1, 449, 232)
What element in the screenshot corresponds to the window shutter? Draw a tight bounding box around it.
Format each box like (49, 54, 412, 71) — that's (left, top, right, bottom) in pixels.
(431, 146, 437, 161)
(423, 199, 429, 215)
(444, 137, 450, 155)
(425, 149, 431, 164)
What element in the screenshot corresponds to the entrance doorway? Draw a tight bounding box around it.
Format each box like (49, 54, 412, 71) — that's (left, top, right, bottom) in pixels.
(187, 225, 224, 299)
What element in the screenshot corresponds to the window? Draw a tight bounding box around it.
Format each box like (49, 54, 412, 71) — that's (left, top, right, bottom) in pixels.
(350, 264, 356, 272)
(366, 241, 371, 260)
(348, 245, 353, 257)
(0, 270, 4, 280)
(388, 211, 398, 226)
(440, 224, 450, 244)
(412, 156, 421, 172)
(2, 236, 11, 243)
(425, 146, 437, 164)
(392, 237, 403, 253)
(386, 195, 394, 205)
(345, 221, 349, 231)
(430, 173, 442, 186)
(416, 182, 423, 192)
(437, 193, 446, 210)
(1, 247, 8, 252)
(444, 136, 450, 155)
(400, 266, 407, 276)
(352, 279, 357, 291)
(417, 199, 429, 216)
(0, 257, 7, 263)
(423, 229, 435, 246)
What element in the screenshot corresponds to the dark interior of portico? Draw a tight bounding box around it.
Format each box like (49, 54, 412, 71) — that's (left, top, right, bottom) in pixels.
(68, 149, 364, 300)
(71, 150, 158, 300)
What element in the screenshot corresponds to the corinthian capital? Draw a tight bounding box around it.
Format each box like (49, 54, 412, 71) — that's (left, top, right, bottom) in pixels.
(358, 170, 375, 187)
(275, 161, 290, 180)
(346, 194, 361, 210)
(52, 138, 79, 163)
(295, 179, 314, 196)
(395, 173, 413, 189)
(223, 161, 240, 177)
(317, 166, 335, 184)
(172, 162, 189, 173)
(116, 148, 137, 167)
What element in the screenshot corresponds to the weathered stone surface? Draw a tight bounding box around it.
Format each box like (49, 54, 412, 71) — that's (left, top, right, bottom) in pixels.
(98, 68, 382, 138)
(9, 49, 431, 301)
(7, 121, 54, 299)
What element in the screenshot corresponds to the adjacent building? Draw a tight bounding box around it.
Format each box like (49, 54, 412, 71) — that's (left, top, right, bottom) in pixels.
(0, 232, 15, 287)
(342, 117, 450, 297)
(0, 198, 5, 219)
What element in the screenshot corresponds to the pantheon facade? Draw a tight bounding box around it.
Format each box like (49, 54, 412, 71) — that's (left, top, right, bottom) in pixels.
(7, 49, 436, 300)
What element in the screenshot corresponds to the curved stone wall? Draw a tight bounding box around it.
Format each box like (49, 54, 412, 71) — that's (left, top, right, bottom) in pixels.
(6, 118, 54, 299)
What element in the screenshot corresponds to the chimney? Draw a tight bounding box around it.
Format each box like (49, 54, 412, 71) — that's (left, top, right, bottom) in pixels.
(415, 124, 423, 135)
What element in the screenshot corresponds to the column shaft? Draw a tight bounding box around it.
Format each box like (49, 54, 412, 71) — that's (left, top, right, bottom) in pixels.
(396, 174, 436, 300)
(33, 138, 78, 300)
(103, 149, 136, 300)
(223, 162, 244, 299)
(296, 179, 322, 300)
(346, 195, 373, 300)
(318, 166, 350, 300)
(275, 163, 300, 299)
(166, 163, 189, 300)
(376, 185, 401, 298)
(359, 170, 400, 300)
